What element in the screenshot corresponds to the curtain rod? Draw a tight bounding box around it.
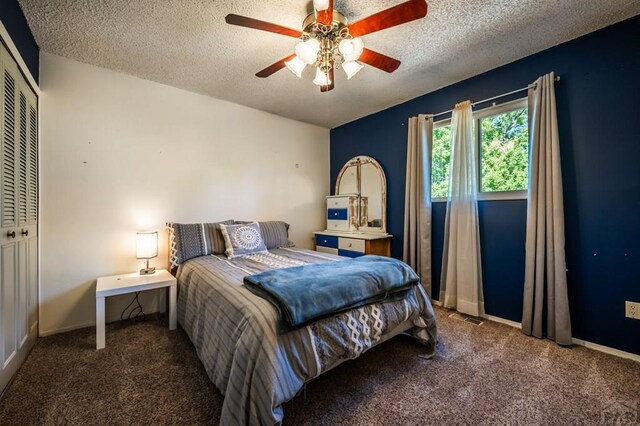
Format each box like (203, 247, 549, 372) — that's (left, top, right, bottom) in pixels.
(429, 75, 560, 119)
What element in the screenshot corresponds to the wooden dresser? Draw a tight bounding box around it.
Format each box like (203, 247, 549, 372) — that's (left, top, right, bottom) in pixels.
(314, 231, 391, 258)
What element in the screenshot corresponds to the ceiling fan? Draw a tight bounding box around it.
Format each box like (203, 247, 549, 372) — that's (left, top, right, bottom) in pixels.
(225, 0, 429, 92)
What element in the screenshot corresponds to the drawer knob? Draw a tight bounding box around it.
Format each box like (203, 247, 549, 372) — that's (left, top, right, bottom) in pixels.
(6, 230, 15, 239)
(349, 243, 353, 248)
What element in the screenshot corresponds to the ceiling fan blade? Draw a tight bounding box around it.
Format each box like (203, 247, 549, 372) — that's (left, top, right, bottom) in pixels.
(316, 0, 334, 26)
(359, 48, 401, 73)
(256, 53, 297, 78)
(348, 0, 428, 37)
(225, 14, 302, 38)
(320, 64, 335, 92)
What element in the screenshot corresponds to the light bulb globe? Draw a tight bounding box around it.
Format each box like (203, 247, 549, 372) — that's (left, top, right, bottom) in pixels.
(312, 67, 331, 86)
(339, 38, 364, 62)
(313, 0, 330, 11)
(296, 41, 318, 65)
(342, 61, 364, 80)
(285, 56, 306, 78)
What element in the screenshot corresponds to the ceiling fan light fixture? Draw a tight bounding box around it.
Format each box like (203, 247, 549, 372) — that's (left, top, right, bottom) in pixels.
(285, 56, 306, 78)
(312, 0, 330, 12)
(312, 67, 331, 86)
(339, 38, 364, 62)
(342, 61, 364, 80)
(226, 0, 428, 91)
(295, 40, 320, 65)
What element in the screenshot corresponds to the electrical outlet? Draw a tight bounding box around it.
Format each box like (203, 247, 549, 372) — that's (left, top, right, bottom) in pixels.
(625, 301, 640, 320)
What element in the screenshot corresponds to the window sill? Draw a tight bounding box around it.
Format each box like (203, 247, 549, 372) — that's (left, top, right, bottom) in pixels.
(432, 191, 527, 203)
(478, 190, 527, 201)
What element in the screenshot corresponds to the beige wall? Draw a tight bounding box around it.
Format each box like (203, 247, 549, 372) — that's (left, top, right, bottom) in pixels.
(39, 53, 329, 335)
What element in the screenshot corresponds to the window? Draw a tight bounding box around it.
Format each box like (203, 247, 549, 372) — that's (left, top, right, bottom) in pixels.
(477, 100, 528, 195)
(431, 121, 451, 199)
(431, 98, 528, 201)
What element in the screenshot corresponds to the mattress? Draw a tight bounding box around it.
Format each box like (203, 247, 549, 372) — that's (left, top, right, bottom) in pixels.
(176, 248, 437, 425)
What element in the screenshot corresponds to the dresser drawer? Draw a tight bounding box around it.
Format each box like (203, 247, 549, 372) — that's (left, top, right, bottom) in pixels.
(338, 237, 365, 253)
(338, 249, 365, 258)
(327, 208, 348, 220)
(327, 219, 349, 231)
(316, 246, 339, 255)
(315, 234, 338, 248)
(327, 197, 349, 209)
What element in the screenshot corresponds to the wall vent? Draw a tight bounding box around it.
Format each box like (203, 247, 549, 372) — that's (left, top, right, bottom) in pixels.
(448, 312, 484, 326)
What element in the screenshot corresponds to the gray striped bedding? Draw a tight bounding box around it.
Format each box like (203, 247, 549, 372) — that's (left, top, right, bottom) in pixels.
(167, 220, 234, 268)
(234, 220, 294, 249)
(176, 248, 437, 425)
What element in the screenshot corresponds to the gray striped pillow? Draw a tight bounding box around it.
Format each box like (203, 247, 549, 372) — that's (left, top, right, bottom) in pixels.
(167, 220, 234, 268)
(235, 220, 294, 249)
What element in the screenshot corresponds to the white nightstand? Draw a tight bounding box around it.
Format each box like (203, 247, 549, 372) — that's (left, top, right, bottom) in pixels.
(95, 269, 177, 350)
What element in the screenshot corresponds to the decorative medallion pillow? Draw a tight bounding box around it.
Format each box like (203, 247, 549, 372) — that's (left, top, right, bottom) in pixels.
(167, 220, 234, 269)
(220, 222, 269, 258)
(234, 220, 295, 249)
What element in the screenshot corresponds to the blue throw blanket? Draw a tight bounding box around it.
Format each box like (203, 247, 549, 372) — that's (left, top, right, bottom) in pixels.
(243, 255, 420, 331)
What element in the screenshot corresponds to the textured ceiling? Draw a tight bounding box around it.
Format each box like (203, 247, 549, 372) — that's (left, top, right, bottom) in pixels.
(18, 0, 640, 128)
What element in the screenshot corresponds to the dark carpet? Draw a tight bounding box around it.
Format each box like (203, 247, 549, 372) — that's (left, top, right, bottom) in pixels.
(1, 308, 638, 425)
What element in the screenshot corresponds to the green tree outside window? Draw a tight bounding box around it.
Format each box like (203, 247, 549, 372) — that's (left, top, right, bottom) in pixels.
(432, 125, 451, 198)
(430, 107, 528, 198)
(480, 108, 528, 192)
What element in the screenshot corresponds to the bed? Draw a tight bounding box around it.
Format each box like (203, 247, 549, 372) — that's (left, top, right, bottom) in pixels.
(174, 246, 437, 425)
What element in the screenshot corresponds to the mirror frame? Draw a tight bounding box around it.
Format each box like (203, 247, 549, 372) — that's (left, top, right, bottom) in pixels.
(335, 155, 387, 233)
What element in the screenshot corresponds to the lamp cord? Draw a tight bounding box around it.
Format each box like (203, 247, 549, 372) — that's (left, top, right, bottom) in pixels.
(121, 291, 146, 322)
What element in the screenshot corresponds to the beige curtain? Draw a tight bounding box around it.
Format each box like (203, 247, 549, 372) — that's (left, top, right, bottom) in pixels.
(403, 114, 433, 297)
(439, 101, 484, 317)
(522, 72, 572, 345)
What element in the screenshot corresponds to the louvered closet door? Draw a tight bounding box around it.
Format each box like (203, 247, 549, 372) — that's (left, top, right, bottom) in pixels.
(0, 42, 38, 395)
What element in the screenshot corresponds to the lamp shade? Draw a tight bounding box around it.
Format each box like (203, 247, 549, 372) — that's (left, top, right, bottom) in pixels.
(136, 232, 158, 259)
(338, 38, 364, 62)
(295, 39, 320, 65)
(342, 61, 364, 80)
(285, 56, 306, 78)
(312, 68, 331, 86)
(313, 0, 330, 11)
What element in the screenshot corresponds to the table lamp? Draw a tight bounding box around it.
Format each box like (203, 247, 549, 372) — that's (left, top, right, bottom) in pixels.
(136, 231, 158, 275)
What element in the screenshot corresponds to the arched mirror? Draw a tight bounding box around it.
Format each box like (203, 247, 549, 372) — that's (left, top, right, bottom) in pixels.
(335, 156, 387, 233)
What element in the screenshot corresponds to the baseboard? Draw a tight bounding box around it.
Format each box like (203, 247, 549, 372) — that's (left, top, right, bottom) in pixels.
(482, 314, 522, 329)
(39, 306, 165, 337)
(572, 338, 640, 363)
(431, 299, 639, 363)
(39, 321, 94, 337)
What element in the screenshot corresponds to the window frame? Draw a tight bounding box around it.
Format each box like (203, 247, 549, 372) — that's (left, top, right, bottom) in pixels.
(475, 98, 528, 201)
(431, 97, 529, 202)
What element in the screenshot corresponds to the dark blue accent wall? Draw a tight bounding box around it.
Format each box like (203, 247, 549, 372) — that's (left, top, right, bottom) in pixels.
(331, 16, 640, 355)
(0, 0, 39, 82)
